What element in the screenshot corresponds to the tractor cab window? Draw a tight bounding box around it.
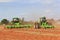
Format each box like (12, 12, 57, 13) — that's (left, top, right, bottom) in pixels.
(13, 18, 19, 23)
(41, 17, 46, 22)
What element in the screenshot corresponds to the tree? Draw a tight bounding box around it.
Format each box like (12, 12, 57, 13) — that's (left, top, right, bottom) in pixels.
(1, 19, 9, 25)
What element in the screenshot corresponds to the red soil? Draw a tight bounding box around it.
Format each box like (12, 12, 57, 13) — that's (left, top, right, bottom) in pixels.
(0, 25, 60, 40)
(0, 20, 60, 40)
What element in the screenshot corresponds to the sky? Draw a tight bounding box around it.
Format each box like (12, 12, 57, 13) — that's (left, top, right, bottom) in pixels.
(0, 0, 60, 21)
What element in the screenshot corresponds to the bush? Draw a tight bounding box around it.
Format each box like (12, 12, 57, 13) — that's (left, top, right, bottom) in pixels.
(1, 19, 9, 25)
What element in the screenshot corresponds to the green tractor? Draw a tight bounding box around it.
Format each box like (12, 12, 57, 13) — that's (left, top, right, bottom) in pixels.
(34, 17, 54, 29)
(6, 18, 32, 29)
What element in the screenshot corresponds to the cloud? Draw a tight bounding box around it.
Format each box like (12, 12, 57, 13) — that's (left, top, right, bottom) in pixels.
(0, 0, 55, 4)
(44, 9, 52, 13)
(30, 0, 53, 4)
(42, 9, 56, 19)
(40, 0, 55, 4)
(14, 0, 40, 3)
(0, 0, 14, 2)
(14, 0, 54, 4)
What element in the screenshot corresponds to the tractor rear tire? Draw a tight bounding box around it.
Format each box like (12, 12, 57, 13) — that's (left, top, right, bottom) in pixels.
(34, 22, 40, 29)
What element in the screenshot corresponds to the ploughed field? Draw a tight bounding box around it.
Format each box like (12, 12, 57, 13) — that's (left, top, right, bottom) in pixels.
(0, 25, 60, 40)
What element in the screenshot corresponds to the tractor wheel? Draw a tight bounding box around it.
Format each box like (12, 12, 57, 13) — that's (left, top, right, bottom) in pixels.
(34, 22, 40, 29)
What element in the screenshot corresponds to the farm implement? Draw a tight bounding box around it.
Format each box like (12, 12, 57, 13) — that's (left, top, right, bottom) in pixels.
(34, 17, 54, 29)
(6, 18, 32, 29)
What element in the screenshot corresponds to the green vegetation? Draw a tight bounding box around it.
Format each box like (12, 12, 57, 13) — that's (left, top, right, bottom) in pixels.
(1, 19, 9, 25)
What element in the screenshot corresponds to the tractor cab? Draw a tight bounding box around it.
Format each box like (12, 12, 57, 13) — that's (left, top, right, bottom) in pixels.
(11, 18, 20, 27)
(40, 17, 47, 25)
(41, 17, 46, 22)
(12, 18, 20, 23)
